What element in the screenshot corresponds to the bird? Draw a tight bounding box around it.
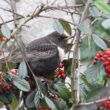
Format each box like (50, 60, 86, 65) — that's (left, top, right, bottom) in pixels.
(9, 31, 68, 77)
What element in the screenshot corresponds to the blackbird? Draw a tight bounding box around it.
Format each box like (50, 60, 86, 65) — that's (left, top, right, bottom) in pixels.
(2, 31, 68, 77)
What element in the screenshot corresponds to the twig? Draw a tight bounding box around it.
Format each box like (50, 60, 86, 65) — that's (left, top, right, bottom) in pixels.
(38, 15, 76, 25)
(78, 96, 110, 106)
(0, 5, 83, 26)
(70, 0, 91, 110)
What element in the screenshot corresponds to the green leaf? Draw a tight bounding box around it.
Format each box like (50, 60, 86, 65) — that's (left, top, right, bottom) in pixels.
(95, 0, 110, 14)
(77, 23, 92, 35)
(0, 62, 17, 72)
(85, 62, 106, 83)
(18, 61, 28, 79)
(59, 19, 72, 35)
(86, 85, 103, 101)
(92, 34, 107, 50)
(53, 19, 64, 35)
(54, 82, 70, 100)
(45, 96, 57, 110)
(81, 75, 93, 90)
(25, 90, 36, 108)
(0, 92, 12, 104)
(34, 91, 41, 109)
(12, 75, 30, 92)
(11, 95, 19, 109)
(89, 6, 101, 17)
(63, 58, 72, 74)
(1, 24, 11, 39)
(102, 19, 110, 29)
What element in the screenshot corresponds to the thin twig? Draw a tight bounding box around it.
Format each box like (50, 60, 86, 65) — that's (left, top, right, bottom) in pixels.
(38, 15, 76, 25)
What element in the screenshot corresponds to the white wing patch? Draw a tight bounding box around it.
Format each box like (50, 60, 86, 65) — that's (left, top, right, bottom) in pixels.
(57, 46, 65, 62)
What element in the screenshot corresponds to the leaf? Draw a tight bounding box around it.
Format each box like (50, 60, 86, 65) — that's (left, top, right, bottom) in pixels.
(12, 75, 30, 92)
(1, 24, 11, 39)
(34, 91, 41, 109)
(45, 96, 57, 110)
(0, 62, 17, 72)
(85, 62, 106, 83)
(92, 34, 107, 50)
(86, 85, 103, 101)
(59, 99, 68, 110)
(95, 0, 110, 14)
(18, 61, 28, 79)
(0, 92, 12, 104)
(81, 75, 93, 90)
(77, 23, 92, 35)
(80, 36, 98, 61)
(11, 95, 19, 109)
(25, 90, 36, 108)
(54, 82, 70, 100)
(89, 6, 101, 17)
(59, 19, 72, 35)
(53, 19, 64, 35)
(102, 19, 110, 29)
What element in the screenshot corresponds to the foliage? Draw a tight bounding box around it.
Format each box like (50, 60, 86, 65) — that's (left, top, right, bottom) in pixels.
(1, 0, 110, 110)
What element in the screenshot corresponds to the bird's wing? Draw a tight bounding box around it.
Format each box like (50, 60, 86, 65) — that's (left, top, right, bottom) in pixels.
(11, 44, 59, 63)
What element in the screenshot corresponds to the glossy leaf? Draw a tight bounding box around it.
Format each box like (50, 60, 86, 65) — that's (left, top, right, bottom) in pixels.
(25, 90, 36, 108)
(45, 96, 57, 110)
(89, 6, 101, 17)
(95, 0, 110, 13)
(102, 19, 110, 29)
(54, 82, 70, 100)
(59, 19, 72, 35)
(18, 61, 28, 79)
(53, 19, 64, 35)
(86, 85, 103, 101)
(34, 91, 41, 109)
(0, 93, 12, 104)
(1, 24, 11, 39)
(77, 23, 92, 35)
(92, 34, 107, 50)
(12, 75, 30, 92)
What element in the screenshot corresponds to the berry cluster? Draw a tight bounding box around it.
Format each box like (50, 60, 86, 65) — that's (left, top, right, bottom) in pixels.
(54, 63, 65, 79)
(39, 104, 51, 110)
(0, 77, 13, 94)
(98, 100, 110, 110)
(93, 49, 110, 77)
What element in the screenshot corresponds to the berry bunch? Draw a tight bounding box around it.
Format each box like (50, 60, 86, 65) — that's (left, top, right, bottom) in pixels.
(98, 100, 110, 110)
(0, 77, 13, 94)
(93, 49, 110, 77)
(54, 63, 65, 79)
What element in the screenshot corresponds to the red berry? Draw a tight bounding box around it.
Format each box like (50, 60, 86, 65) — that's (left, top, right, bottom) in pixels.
(59, 63, 64, 68)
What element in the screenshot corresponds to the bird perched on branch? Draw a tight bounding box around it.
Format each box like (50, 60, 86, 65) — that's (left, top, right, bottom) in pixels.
(11, 31, 68, 77)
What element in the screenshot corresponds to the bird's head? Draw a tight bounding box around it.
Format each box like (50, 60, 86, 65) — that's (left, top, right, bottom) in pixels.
(48, 31, 68, 50)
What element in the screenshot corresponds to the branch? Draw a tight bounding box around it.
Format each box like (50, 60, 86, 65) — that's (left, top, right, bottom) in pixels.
(0, 4, 83, 25)
(78, 96, 110, 106)
(70, 0, 91, 110)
